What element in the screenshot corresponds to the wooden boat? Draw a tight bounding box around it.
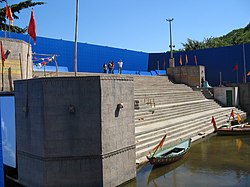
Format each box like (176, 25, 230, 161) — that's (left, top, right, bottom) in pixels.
(146, 136, 191, 166)
(216, 123, 250, 135)
(211, 116, 250, 135)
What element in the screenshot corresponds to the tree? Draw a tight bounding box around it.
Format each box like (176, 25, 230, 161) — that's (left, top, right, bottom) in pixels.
(181, 22, 250, 51)
(0, 0, 45, 33)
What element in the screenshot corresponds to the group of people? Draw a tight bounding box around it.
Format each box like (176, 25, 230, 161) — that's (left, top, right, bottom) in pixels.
(103, 60, 123, 74)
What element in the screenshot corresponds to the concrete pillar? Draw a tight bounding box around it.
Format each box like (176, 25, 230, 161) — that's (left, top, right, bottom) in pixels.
(167, 66, 205, 87)
(238, 83, 250, 115)
(0, 38, 32, 92)
(14, 76, 136, 187)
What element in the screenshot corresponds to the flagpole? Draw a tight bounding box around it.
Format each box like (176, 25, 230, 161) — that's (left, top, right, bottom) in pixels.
(74, 0, 79, 77)
(55, 55, 58, 77)
(4, 20, 6, 39)
(236, 69, 238, 84)
(1, 60, 3, 91)
(1, 41, 4, 91)
(219, 72, 222, 86)
(243, 43, 246, 83)
(26, 37, 31, 79)
(8, 20, 10, 38)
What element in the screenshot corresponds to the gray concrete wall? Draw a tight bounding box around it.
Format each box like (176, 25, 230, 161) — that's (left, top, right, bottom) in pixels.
(100, 77, 136, 186)
(167, 66, 205, 87)
(0, 38, 32, 92)
(238, 83, 250, 115)
(213, 86, 239, 106)
(15, 76, 135, 187)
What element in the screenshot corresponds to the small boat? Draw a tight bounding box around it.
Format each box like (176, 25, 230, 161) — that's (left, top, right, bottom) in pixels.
(146, 135, 191, 166)
(211, 115, 250, 136)
(216, 124, 250, 135)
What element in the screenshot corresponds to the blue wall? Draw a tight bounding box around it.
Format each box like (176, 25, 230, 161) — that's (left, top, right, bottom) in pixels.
(1, 31, 249, 86)
(0, 32, 149, 73)
(148, 44, 250, 86)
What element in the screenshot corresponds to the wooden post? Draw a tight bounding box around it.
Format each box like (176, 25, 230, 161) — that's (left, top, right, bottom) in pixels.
(43, 65, 46, 77)
(19, 53, 23, 80)
(1, 63, 3, 91)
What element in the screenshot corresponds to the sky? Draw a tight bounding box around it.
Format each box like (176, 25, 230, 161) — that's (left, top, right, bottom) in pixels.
(4, 0, 250, 53)
(0, 96, 16, 168)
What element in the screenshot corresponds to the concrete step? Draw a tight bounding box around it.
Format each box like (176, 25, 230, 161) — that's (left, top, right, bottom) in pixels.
(135, 100, 219, 116)
(134, 96, 212, 110)
(134, 90, 202, 98)
(134, 102, 221, 126)
(135, 108, 246, 160)
(135, 103, 220, 125)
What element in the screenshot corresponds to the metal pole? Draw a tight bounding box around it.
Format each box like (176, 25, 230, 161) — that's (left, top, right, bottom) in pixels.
(166, 18, 174, 67)
(243, 43, 246, 83)
(74, 0, 79, 77)
(219, 72, 222, 86)
(27, 37, 31, 79)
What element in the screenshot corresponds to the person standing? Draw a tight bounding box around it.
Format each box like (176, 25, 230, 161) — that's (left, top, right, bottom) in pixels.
(118, 59, 123, 74)
(111, 61, 115, 74)
(108, 61, 112, 74)
(103, 63, 107, 73)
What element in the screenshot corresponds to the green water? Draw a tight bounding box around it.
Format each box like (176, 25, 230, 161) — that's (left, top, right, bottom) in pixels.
(123, 136, 250, 187)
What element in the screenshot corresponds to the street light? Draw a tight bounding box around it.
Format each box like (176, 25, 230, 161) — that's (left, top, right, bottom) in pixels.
(166, 18, 175, 68)
(74, 0, 79, 77)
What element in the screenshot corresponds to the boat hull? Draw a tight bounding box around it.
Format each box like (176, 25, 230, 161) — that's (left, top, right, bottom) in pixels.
(147, 138, 191, 166)
(147, 152, 186, 166)
(217, 127, 250, 136)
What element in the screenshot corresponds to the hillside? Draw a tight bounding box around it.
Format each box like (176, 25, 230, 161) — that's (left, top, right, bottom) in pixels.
(181, 23, 250, 51)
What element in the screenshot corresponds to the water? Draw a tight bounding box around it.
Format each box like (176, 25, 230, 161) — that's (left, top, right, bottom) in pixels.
(123, 136, 250, 187)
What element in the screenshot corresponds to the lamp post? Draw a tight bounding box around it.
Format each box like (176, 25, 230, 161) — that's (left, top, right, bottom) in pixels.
(166, 18, 175, 68)
(74, 0, 79, 77)
(243, 43, 246, 83)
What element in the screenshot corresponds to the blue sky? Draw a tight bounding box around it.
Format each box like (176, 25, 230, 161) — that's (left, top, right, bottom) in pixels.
(4, 0, 250, 52)
(0, 96, 16, 168)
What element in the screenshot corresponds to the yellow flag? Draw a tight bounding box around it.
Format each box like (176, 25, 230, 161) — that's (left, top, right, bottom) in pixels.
(237, 114, 241, 124)
(247, 71, 250, 76)
(179, 55, 182, 65)
(185, 54, 188, 64)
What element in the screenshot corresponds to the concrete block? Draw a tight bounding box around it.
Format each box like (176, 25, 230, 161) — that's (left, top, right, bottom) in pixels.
(15, 75, 136, 187)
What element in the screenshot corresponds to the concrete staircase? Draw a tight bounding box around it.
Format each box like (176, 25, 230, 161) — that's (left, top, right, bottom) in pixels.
(134, 76, 246, 164)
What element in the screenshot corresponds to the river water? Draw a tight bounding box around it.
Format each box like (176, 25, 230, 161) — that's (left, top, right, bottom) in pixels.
(123, 135, 250, 187)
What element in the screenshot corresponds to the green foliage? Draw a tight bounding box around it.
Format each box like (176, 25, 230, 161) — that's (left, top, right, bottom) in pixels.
(181, 23, 250, 51)
(0, 0, 45, 33)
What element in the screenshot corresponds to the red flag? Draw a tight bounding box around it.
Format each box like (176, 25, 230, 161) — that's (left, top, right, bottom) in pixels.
(41, 61, 47, 66)
(1, 41, 6, 66)
(153, 134, 167, 151)
(6, 4, 13, 21)
(211, 116, 217, 131)
(233, 64, 238, 72)
(230, 109, 235, 120)
(28, 9, 37, 45)
(194, 55, 197, 66)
